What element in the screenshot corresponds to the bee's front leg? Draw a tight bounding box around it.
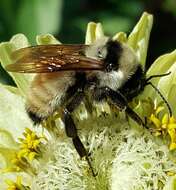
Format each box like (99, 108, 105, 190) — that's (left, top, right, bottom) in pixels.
(93, 86, 146, 127)
(62, 91, 96, 176)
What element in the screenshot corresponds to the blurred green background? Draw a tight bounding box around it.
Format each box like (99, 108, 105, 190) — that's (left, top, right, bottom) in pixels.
(0, 0, 176, 84)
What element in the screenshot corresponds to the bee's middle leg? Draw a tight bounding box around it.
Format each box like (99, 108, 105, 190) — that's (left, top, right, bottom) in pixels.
(93, 86, 146, 127)
(62, 92, 96, 176)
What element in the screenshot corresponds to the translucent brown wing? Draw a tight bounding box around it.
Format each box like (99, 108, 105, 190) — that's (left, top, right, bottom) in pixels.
(6, 44, 103, 73)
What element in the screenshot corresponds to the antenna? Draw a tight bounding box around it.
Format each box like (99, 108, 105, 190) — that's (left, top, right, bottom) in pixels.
(146, 72, 171, 82)
(145, 72, 172, 116)
(146, 82, 172, 116)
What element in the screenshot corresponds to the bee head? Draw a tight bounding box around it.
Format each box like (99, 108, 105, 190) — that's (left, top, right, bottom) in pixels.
(104, 40, 122, 72)
(86, 37, 122, 72)
(85, 37, 109, 60)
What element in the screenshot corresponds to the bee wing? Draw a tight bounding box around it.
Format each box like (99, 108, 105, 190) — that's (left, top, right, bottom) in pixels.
(6, 45, 103, 73)
(11, 44, 87, 60)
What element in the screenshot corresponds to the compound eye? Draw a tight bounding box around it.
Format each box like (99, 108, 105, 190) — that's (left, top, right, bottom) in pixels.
(106, 63, 113, 72)
(97, 49, 103, 59)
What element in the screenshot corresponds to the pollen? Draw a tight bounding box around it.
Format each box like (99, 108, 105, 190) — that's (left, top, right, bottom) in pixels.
(5, 176, 30, 190)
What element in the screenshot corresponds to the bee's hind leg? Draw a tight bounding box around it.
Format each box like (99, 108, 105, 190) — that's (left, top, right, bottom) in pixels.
(62, 91, 96, 177)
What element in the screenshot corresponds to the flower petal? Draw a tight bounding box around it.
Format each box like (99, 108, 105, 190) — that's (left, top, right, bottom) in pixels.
(113, 32, 127, 43)
(95, 23, 104, 40)
(157, 63, 176, 97)
(10, 34, 29, 49)
(0, 34, 33, 97)
(147, 50, 176, 85)
(143, 50, 176, 99)
(0, 84, 33, 141)
(0, 129, 18, 149)
(36, 34, 61, 45)
(127, 12, 153, 66)
(0, 148, 17, 170)
(2, 85, 20, 95)
(85, 22, 104, 45)
(85, 22, 97, 45)
(167, 88, 176, 117)
(163, 176, 176, 190)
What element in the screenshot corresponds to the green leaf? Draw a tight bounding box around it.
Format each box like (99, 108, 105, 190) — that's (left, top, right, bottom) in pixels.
(163, 0, 176, 17)
(103, 16, 132, 35)
(127, 12, 153, 66)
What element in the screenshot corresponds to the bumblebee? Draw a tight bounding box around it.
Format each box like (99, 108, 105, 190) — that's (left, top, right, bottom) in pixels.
(6, 37, 171, 176)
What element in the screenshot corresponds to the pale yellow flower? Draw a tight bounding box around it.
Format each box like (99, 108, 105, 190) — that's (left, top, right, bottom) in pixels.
(0, 12, 176, 190)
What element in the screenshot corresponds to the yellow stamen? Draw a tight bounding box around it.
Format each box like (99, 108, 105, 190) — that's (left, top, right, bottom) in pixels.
(155, 106, 165, 115)
(149, 114, 161, 128)
(147, 100, 176, 150)
(5, 176, 30, 190)
(161, 114, 169, 125)
(18, 128, 46, 161)
(169, 142, 176, 151)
